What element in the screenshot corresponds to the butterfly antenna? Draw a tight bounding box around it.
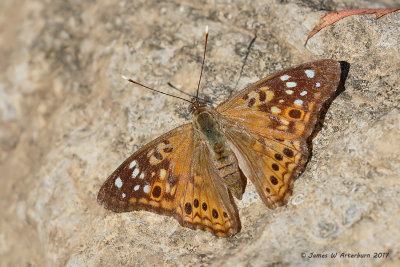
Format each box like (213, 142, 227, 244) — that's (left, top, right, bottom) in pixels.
(196, 25, 209, 99)
(167, 82, 196, 98)
(167, 82, 212, 104)
(122, 76, 193, 104)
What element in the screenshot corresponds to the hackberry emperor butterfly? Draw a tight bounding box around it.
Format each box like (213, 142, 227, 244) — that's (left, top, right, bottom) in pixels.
(97, 28, 343, 237)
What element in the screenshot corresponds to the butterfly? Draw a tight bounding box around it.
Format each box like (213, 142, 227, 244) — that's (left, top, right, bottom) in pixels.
(97, 30, 342, 237)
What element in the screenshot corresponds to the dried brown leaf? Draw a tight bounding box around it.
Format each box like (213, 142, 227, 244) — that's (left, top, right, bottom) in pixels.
(305, 8, 400, 46)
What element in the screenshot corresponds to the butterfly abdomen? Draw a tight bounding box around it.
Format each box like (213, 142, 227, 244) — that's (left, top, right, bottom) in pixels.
(214, 151, 245, 199)
(195, 111, 245, 199)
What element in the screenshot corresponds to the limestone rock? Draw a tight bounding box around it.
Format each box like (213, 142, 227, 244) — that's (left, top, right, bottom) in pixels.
(0, 0, 399, 266)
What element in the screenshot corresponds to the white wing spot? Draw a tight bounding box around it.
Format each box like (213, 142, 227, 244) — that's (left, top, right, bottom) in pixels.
(316, 82, 321, 87)
(286, 82, 297, 88)
(160, 169, 167, 180)
(294, 99, 303, 106)
(281, 118, 289, 125)
(305, 70, 315, 78)
(134, 185, 140, 191)
(139, 173, 144, 179)
(143, 185, 150, 193)
(285, 90, 294, 95)
(280, 75, 290, 81)
(300, 91, 307, 96)
(132, 168, 140, 178)
(129, 160, 137, 169)
(122, 193, 126, 198)
(115, 177, 123, 189)
(271, 106, 281, 114)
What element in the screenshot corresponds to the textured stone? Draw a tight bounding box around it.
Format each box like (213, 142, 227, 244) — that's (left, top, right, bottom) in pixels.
(0, 0, 399, 266)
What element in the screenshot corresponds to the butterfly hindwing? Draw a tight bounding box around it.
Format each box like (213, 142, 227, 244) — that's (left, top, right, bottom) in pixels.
(217, 60, 341, 208)
(176, 141, 241, 237)
(225, 127, 308, 209)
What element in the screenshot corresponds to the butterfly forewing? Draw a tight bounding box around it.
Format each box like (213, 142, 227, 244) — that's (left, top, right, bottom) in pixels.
(216, 60, 341, 140)
(217, 60, 341, 209)
(97, 124, 194, 214)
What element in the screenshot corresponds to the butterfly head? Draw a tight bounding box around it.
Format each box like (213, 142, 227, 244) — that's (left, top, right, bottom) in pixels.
(189, 97, 209, 115)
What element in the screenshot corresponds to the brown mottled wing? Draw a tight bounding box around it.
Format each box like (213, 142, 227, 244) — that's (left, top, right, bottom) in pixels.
(97, 123, 240, 236)
(215, 60, 341, 209)
(97, 124, 193, 214)
(177, 140, 241, 237)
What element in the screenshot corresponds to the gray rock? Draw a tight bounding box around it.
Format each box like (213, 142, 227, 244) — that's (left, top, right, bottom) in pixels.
(0, 0, 399, 266)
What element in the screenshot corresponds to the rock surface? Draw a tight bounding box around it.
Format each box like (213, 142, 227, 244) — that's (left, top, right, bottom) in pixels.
(0, 0, 399, 266)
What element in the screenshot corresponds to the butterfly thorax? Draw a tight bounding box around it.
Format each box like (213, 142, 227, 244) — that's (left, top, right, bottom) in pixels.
(194, 109, 245, 199)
